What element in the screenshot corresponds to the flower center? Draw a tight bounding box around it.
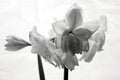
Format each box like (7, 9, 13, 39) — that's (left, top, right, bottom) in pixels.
(61, 28, 93, 55)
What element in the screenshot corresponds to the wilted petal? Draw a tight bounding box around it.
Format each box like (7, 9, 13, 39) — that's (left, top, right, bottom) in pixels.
(5, 35, 30, 51)
(46, 40, 65, 68)
(29, 27, 63, 67)
(82, 40, 98, 62)
(45, 40, 64, 67)
(62, 53, 78, 70)
(29, 27, 54, 64)
(65, 3, 83, 29)
(52, 20, 68, 35)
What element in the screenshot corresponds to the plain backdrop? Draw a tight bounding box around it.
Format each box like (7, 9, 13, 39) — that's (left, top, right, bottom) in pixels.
(0, 0, 120, 80)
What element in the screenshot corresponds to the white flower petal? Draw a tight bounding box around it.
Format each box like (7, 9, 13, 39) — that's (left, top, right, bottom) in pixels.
(75, 19, 100, 32)
(55, 35, 62, 48)
(29, 27, 54, 64)
(54, 49, 65, 68)
(65, 3, 83, 29)
(45, 41, 63, 68)
(80, 16, 107, 62)
(29, 27, 63, 67)
(48, 29, 56, 39)
(62, 53, 79, 70)
(91, 31, 105, 51)
(83, 40, 98, 62)
(52, 20, 68, 48)
(90, 15, 107, 51)
(52, 20, 68, 35)
(76, 15, 107, 33)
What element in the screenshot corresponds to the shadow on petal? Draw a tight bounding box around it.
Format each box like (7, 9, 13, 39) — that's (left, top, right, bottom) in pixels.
(91, 31, 105, 51)
(62, 53, 78, 71)
(83, 40, 98, 62)
(76, 15, 107, 33)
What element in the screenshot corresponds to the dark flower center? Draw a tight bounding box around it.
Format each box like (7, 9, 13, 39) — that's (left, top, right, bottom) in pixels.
(61, 28, 93, 55)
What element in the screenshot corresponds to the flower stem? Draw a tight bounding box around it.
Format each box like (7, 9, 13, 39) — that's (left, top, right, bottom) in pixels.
(64, 67, 69, 80)
(37, 55, 45, 80)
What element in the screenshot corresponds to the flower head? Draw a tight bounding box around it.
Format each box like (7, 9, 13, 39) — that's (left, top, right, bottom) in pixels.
(52, 4, 107, 69)
(29, 3, 107, 70)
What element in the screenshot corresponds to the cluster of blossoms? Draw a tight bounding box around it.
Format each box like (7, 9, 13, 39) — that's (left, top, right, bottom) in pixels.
(5, 4, 107, 71)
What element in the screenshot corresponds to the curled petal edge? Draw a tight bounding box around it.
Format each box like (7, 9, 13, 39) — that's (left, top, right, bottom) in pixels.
(80, 39, 98, 62)
(29, 27, 64, 68)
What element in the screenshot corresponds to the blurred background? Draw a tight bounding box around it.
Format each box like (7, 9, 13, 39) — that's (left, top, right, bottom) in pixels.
(0, 0, 120, 80)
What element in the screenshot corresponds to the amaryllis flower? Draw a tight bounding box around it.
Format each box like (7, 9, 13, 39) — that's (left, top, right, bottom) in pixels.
(29, 3, 107, 70)
(51, 4, 107, 69)
(5, 35, 31, 51)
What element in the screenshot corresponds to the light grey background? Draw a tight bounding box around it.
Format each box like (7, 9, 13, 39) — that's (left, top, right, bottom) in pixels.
(0, 0, 120, 80)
